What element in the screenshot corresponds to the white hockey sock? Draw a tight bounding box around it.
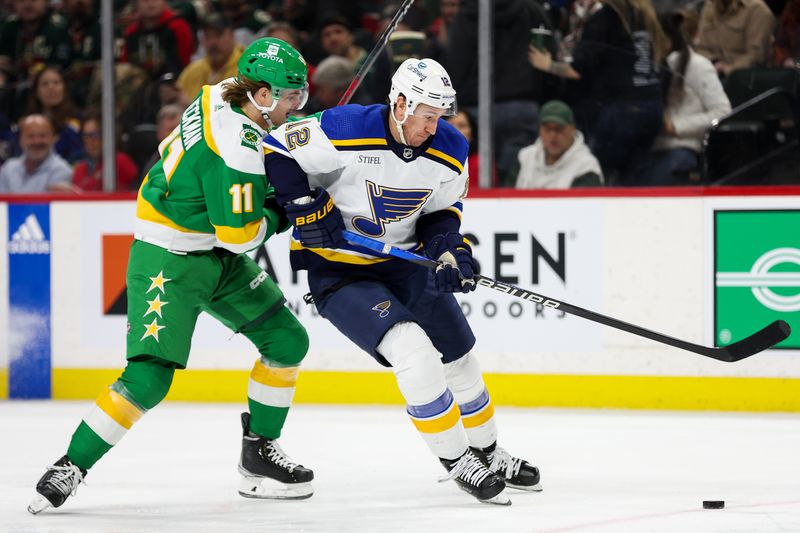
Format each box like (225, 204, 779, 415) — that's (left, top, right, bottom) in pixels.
(444, 353, 497, 450)
(378, 321, 469, 460)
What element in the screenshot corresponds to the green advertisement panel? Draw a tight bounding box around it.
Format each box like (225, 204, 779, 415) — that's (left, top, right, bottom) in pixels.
(715, 210, 800, 349)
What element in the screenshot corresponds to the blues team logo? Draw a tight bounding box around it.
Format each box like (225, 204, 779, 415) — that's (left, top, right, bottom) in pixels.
(372, 300, 391, 318)
(352, 180, 431, 237)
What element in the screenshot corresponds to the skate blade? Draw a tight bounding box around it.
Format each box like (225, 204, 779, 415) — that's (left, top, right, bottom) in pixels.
(238, 476, 313, 500)
(480, 492, 512, 506)
(507, 482, 543, 492)
(27, 494, 52, 515)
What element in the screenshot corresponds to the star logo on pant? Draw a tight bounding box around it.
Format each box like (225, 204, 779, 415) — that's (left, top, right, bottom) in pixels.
(143, 294, 169, 318)
(147, 271, 172, 294)
(140, 318, 166, 342)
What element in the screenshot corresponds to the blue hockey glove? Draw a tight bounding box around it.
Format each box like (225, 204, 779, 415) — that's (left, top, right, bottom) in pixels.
(284, 188, 346, 248)
(425, 232, 477, 293)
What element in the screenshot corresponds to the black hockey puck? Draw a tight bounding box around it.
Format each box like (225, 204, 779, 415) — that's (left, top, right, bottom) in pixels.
(703, 500, 725, 509)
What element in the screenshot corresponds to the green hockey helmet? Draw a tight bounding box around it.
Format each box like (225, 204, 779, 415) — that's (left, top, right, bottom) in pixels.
(238, 37, 309, 124)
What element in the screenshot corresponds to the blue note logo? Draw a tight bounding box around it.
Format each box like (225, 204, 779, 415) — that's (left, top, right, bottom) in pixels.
(352, 180, 431, 237)
(8, 214, 50, 254)
(372, 300, 391, 318)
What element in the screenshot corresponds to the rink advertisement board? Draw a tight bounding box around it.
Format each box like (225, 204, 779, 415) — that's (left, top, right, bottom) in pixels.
(6, 204, 52, 398)
(2, 191, 800, 410)
(714, 210, 800, 349)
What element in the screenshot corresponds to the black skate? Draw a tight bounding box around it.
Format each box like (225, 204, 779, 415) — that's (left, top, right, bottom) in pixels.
(238, 412, 314, 499)
(439, 449, 510, 505)
(28, 455, 87, 514)
(475, 443, 542, 491)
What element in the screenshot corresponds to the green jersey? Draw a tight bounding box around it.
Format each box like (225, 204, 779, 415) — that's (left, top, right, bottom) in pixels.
(136, 78, 273, 254)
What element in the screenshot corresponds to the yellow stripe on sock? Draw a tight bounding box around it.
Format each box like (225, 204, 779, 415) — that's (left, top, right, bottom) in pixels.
(462, 402, 495, 429)
(250, 361, 300, 388)
(410, 402, 462, 434)
(95, 388, 143, 430)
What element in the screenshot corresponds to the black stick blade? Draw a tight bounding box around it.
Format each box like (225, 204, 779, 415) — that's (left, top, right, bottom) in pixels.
(716, 320, 792, 362)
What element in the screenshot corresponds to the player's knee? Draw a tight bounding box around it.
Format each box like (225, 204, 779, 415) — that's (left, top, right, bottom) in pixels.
(443, 352, 486, 401)
(248, 307, 309, 367)
(378, 322, 445, 398)
(117, 356, 176, 410)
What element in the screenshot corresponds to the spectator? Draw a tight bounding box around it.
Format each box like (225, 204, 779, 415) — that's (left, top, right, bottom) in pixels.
(0, 114, 73, 193)
(448, 0, 555, 187)
(63, 0, 101, 109)
(515, 100, 602, 188)
(318, 13, 390, 103)
(0, 0, 72, 80)
(529, 0, 667, 185)
(137, 102, 183, 186)
(445, 109, 497, 188)
(773, 0, 800, 67)
(0, 66, 16, 166)
(218, 0, 273, 47)
(429, 0, 460, 50)
(694, 0, 775, 76)
(630, 12, 731, 185)
(177, 14, 243, 102)
(72, 115, 139, 192)
(303, 55, 360, 113)
(26, 66, 84, 164)
(120, 0, 195, 77)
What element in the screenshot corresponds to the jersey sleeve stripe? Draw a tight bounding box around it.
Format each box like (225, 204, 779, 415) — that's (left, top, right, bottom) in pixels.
(422, 147, 464, 173)
(425, 148, 464, 174)
(214, 218, 265, 247)
(264, 135, 291, 156)
(200, 86, 221, 156)
(331, 138, 388, 147)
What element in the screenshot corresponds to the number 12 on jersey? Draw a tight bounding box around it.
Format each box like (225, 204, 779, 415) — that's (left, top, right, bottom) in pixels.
(229, 183, 253, 213)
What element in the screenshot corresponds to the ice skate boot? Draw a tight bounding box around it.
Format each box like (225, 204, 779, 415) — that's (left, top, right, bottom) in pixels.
(439, 448, 510, 505)
(238, 412, 314, 499)
(475, 443, 542, 491)
(28, 455, 87, 514)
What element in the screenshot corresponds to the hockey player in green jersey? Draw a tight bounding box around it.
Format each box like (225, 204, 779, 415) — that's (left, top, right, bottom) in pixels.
(28, 38, 314, 514)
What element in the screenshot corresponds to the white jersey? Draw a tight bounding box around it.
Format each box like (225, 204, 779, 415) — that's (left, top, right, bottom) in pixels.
(264, 104, 469, 266)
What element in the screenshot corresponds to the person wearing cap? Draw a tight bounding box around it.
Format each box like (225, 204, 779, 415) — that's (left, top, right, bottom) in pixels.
(177, 13, 243, 102)
(263, 57, 542, 506)
(28, 38, 315, 515)
(515, 100, 603, 189)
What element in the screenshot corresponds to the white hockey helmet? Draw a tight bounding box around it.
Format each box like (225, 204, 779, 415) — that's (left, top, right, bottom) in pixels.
(389, 58, 457, 122)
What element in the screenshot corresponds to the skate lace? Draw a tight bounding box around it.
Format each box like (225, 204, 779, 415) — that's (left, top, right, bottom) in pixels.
(262, 440, 299, 472)
(47, 463, 85, 497)
(438, 451, 491, 487)
(488, 447, 522, 479)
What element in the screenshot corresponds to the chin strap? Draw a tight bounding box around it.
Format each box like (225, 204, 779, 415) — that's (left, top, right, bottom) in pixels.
(247, 90, 278, 129)
(389, 102, 410, 146)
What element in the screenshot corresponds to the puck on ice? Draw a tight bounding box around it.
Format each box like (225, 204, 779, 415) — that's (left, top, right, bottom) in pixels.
(703, 500, 724, 509)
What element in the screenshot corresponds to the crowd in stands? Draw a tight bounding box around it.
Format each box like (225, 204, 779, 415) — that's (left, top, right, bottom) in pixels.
(0, 0, 797, 194)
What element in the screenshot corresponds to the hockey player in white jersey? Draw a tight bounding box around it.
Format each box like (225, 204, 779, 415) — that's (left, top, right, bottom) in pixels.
(263, 58, 541, 505)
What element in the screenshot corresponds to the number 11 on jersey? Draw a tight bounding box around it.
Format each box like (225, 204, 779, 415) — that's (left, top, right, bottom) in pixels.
(229, 183, 253, 213)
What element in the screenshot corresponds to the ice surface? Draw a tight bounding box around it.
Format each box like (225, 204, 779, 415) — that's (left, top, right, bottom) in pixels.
(2, 402, 798, 532)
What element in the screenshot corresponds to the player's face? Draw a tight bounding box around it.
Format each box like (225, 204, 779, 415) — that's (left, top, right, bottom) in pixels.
(268, 88, 306, 126)
(539, 122, 576, 160)
(404, 104, 447, 147)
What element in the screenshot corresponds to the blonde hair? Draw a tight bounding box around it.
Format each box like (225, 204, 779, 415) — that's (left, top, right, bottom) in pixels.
(220, 76, 271, 107)
(604, 0, 669, 64)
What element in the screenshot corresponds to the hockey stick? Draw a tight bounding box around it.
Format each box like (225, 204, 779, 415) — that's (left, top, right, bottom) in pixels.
(342, 230, 791, 362)
(337, 0, 416, 106)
